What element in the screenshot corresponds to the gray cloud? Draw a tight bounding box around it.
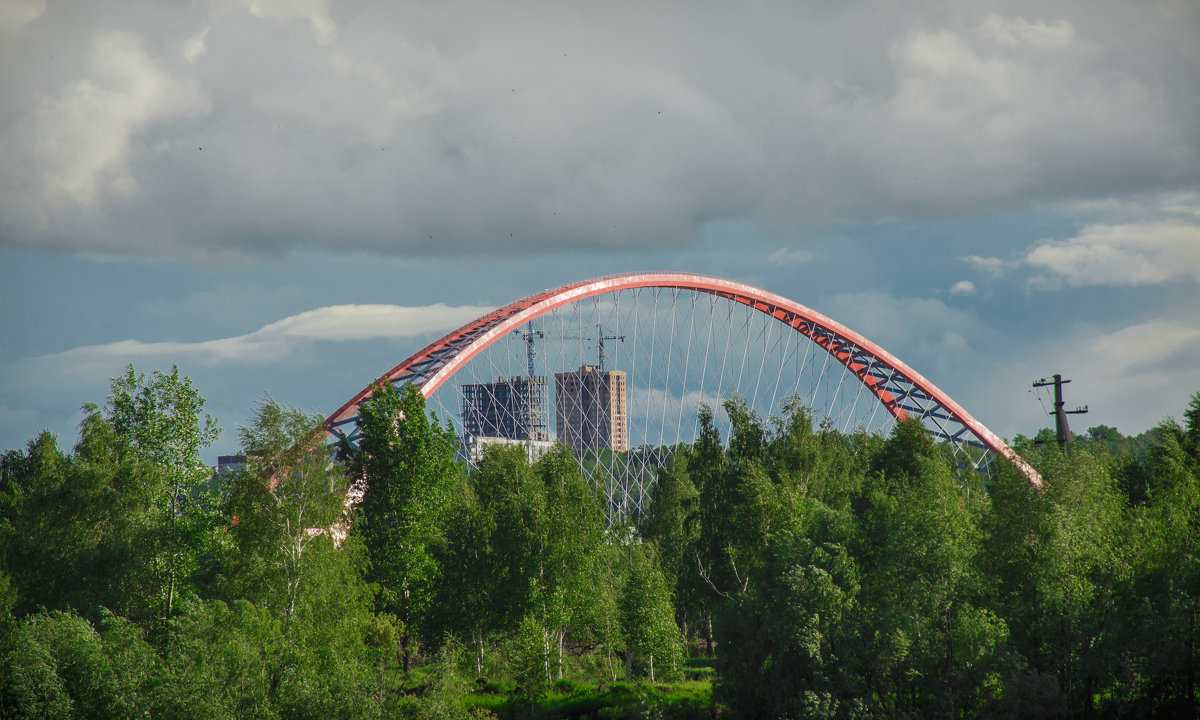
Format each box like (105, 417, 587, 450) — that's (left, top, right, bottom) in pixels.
(0, 0, 44, 38)
(2, 0, 1197, 261)
(817, 290, 983, 381)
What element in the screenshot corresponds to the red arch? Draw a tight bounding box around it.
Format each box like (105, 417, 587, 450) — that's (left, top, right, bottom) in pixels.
(325, 272, 1041, 486)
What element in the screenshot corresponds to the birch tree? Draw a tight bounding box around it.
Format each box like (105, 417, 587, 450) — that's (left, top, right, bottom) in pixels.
(98, 365, 221, 621)
(225, 398, 352, 623)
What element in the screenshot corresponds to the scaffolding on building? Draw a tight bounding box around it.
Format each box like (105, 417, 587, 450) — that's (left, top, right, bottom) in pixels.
(460, 375, 550, 442)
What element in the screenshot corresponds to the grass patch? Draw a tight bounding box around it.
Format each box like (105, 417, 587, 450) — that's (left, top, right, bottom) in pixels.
(681, 657, 715, 683)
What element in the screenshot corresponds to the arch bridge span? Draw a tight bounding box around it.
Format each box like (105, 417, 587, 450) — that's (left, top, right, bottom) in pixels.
(325, 272, 1041, 490)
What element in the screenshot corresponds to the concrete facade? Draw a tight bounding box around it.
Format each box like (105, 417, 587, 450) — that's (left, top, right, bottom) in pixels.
(554, 365, 629, 452)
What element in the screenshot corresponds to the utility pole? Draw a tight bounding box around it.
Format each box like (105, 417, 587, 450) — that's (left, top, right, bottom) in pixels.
(596, 324, 624, 372)
(1032, 373, 1088, 452)
(513, 322, 544, 377)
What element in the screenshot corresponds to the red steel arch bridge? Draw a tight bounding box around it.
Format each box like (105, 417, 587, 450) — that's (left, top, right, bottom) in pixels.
(326, 272, 1040, 516)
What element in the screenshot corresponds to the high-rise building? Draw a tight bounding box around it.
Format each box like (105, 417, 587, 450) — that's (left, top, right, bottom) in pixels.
(460, 375, 550, 442)
(554, 365, 628, 452)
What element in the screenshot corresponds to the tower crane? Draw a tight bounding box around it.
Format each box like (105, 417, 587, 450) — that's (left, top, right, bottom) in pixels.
(513, 322, 544, 377)
(545, 326, 624, 372)
(596, 324, 624, 372)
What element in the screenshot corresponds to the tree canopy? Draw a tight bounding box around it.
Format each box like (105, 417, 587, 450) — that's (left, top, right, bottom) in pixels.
(2, 369, 1198, 719)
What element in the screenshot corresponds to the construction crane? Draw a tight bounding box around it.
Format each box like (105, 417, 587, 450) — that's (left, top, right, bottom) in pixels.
(596, 324, 624, 372)
(545, 327, 624, 372)
(513, 322, 544, 377)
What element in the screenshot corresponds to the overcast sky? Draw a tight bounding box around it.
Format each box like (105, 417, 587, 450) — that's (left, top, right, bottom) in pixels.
(2, 0, 1198, 460)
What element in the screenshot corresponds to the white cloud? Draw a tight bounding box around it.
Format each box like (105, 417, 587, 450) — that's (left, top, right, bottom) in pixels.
(766, 248, 813, 266)
(629, 386, 724, 422)
(962, 255, 1011, 277)
(13, 303, 491, 379)
(821, 292, 978, 349)
(950, 280, 976, 295)
(958, 195, 1200, 291)
(1026, 220, 1200, 286)
(932, 329, 969, 358)
(207, 0, 336, 45)
(982, 14, 1075, 49)
(1159, 191, 1200, 220)
(182, 28, 208, 63)
(1073, 319, 1200, 432)
(1086, 320, 1200, 375)
(255, 304, 488, 342)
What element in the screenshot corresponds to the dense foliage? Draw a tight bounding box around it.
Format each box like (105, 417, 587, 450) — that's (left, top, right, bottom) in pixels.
(1, 364, 1197, 719)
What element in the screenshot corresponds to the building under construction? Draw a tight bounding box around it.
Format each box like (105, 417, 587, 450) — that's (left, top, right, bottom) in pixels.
(460, 375, 550, 442)
(554, 365, 629, 452)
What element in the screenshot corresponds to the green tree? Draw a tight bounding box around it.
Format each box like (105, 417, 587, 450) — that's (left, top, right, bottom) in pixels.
(765, 398, 865, 510)
(714, 515, 863, 720)
(430, 469, 496, 677)
(854, 419, 1007, 717)
(984, 439, 1129, 717)
(639, 450, 701, 644)
(224, 398, 354, 623)
(618, 543, 683, 682)
(509, 613, 552, 701)
(95, 365, 222, 620)
(582, 542, 625, 682)
(0, 432, 85, 617)
(94, 611, 165, 719)
(225, 398, 382, 718)
(535, 445, 606, 680)
(0, 571, 16, 654)
(1118, 412, 1200, 717)
(354, 381, 458, 674)
(1183, 391, 1200, 459)
(467, 444, 540, 641)
(448, 443, 606, 685)
(690, 403, 730, 654)
(160, 599, 281, 719)
(1, 609, 166, 720)
(3, 610, 107, 720)
(411, 635, 497, 720)
(695, 400, 785, 603)
(0, 390, 217, 625)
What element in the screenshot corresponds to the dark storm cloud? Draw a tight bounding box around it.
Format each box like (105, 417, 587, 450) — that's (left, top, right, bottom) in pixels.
(1, 0, 1197, 261)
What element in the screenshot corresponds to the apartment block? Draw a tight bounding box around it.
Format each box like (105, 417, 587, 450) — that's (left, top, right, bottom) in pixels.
(554, 365, 629, 452)
(460, 375, 550, 442)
